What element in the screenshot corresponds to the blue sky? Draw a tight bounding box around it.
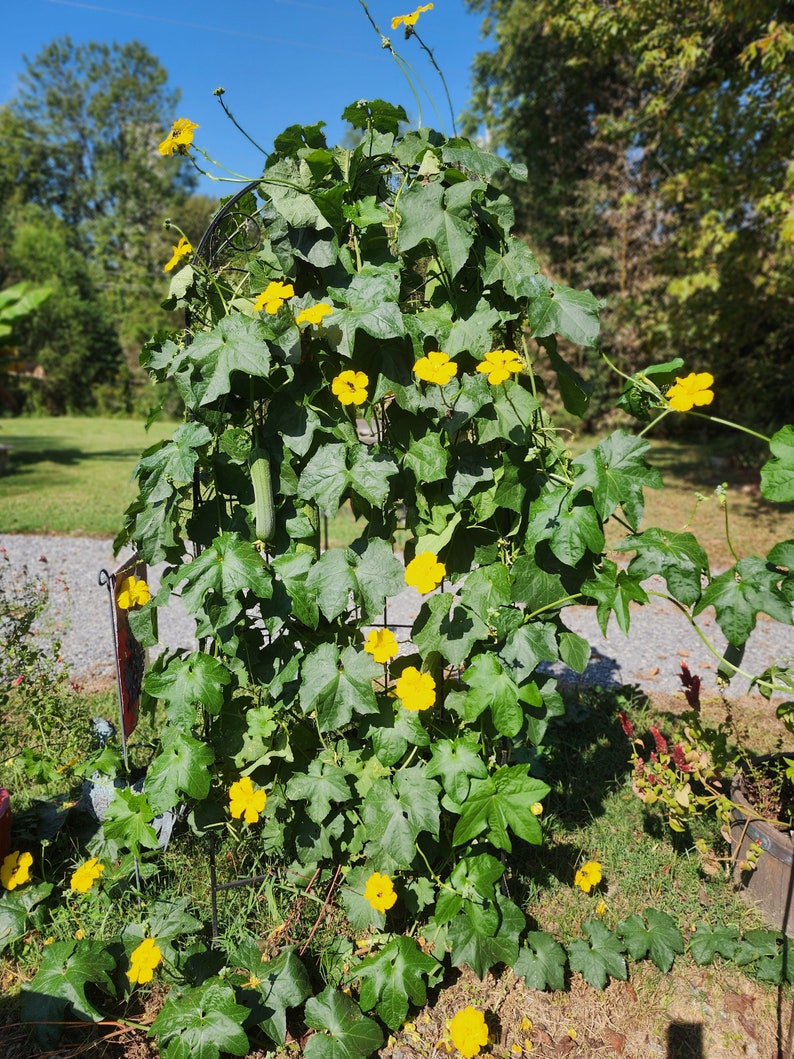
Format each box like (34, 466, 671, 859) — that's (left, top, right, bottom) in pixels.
(2, 0, 490, 194)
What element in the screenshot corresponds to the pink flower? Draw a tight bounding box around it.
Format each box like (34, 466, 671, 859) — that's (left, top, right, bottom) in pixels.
(650, 726, 669, 754)
(618, 711, 634, 738)
(672, 744, 690, 772)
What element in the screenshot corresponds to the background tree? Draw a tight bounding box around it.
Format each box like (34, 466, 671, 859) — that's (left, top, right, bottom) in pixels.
(0, 38, 214, 412)
(466, 0, 794, 431)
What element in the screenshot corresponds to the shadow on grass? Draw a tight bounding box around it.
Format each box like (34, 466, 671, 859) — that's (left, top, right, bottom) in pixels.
(3, 439, 147, 474)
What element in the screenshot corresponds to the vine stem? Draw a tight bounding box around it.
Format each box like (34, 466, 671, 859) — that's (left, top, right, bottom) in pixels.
(214, 89, 269, 156)
(411, 28, 457, 135)
(645, 589, 785, 695)
(686, 410, 771, 444)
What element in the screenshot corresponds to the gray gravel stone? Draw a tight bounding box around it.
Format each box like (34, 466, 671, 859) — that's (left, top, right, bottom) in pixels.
(1, 534, 791, 700)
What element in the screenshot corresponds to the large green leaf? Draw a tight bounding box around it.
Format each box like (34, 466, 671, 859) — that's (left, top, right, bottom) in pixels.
(351, 538, 406, 620)
(461, 653, 524, 736)
(285, 757, 351, 824)
(304, 986, 383, 1059)
(144, 653, 232, 715)
(498, 621, 559, 684)
(357, 936, 441, 1030)
(299, 643, 380, 731)
(347, 446, 399, 508)
(145, 727, 215, 814)
(152, 979, 249, 1059)
(567, 921, 627, 989)
(617, 909, 684, 972)
(618, 528, 709, 606)
(326, 268, 405, 358)
(447, 891, 525, 979)
(102, 788, 159, 851)
(425, 737, 488, 804)
(452, 765, 550, 851)
(299, 444, 348, 515)
(573, 431, 663, 529)
(362, 767, 441, 870)
(514, 932, 568, 991)
(694, 556, 793, 645)
(177, 533, 273, 632)
(528, 280, 602, 347)
(306, 549, 356, 622)
(412, 594, 490, 667)
(481, 236, 539, 299)
(688, 922, 739, 964)
(0, 882, 52, 954)
(22, 940, 115, 1044)
(761, 426, 794, 503)
(582, 559, 648, 635)
(188, 315, 273, 407)
(235, 941, 311, 1045)
(397, 180, 475, 278)
(136, 422, 212, 503)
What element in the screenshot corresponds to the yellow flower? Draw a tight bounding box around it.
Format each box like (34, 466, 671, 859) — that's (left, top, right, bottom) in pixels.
(405, 551, 445, 593)
(364, 628, 399, 664)
(413, 350, 458, 386)
(116, 576, 151, 610)
(295, 303, 333, 327)
(448, 1006, 489, 1059)
(229, 775, 267, 825)
(158, 118, 199, 156)
(476, 349, 523, 385)
(666, 371, 714, 412)
(395, 666, 436, 712)
(70, 857, 105, 894)
(574, 860, 602, 893)
(74, 928, 85, 940)
(164, 236, 192, 273)
(331, 369, 369, 406)
(253, 281, 295, 315)
(363, 871, 398, 913)
(595, 899, 607, 916)
(392, 3, 434, 29)
(127, 936, 163, 985)
(530, 802, 543, 816)
(1, 850, 33, 891)
(243, 973, 262, 989)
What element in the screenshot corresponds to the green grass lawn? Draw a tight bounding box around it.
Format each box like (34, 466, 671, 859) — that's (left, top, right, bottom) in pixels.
(0, 416, 174, 537)
(0, 417, 789, 564)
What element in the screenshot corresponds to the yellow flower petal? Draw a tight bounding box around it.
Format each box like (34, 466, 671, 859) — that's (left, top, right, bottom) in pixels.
(392, 3, 434, 29)
(395, 666, 435, 711)
(253, 281, 295, 315)
(413, 350, 458, 386)
(70, 857, 105, 894)
(331, 369, 369, 406)
(295, 303, 333, 326)
(448, 1006, 489, 1059)
(117, 576, 151, 610)
(127, 936, 163, 985)
(404, 551, 445, 593)
(0, 850, 33, 891)
(158, 118, 199, 156)
(574, 860, 602, 893)
(476, 349, 523, 386)
(666, 372, 714, 412)
(364, 628, 399, 664)
(229, 776, 267, 825)
(164, 236, 192, 273)
(363, 871, 398, 913)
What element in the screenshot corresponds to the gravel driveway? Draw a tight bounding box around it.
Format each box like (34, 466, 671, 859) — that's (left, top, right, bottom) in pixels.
(2, 533, 791, 699)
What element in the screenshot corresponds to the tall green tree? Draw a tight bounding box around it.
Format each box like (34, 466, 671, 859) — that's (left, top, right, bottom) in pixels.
(466, 1, 794, 429)
(0, 38, 201, 404)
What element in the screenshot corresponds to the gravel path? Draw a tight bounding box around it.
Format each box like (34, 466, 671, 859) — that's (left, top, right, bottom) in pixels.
(2, 533, 792, 699)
